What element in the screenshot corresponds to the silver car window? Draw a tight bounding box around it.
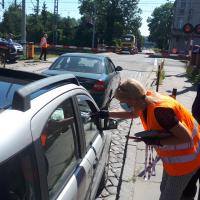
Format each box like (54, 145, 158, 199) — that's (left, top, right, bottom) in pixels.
(77, 95, 99, 149)
(41, 98, 78, 198)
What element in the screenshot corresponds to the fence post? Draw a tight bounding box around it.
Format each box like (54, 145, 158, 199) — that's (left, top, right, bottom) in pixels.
(156, 65, 161, 92)
(171, 88, 177, 99)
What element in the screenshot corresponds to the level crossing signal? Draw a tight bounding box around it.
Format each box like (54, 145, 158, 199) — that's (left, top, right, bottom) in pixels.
(194, 24, 200, 35)
(183, 23, 200, 34)
(183, 23, 193, 34)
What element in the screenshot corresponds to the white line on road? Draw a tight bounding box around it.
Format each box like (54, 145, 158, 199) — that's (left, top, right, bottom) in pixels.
(154, 58, 158, 67)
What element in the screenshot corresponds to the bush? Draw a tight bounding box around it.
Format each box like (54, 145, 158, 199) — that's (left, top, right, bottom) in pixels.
(152, 48, 162, 53)
(186, 65, 200, 83)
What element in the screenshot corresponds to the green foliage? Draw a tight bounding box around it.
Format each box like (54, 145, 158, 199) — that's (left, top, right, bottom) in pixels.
(152, 48, 162, 53)
(0, 1, 141, 47)
(156, 67, 165, 84)
(147, 2, 174, 50)
(186, 66, 200, 83)
(0, 3, 22, 40)
(79, 0, 142, 46)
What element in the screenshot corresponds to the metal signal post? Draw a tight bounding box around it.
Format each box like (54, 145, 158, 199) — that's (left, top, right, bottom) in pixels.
(53, 0, 59, 45)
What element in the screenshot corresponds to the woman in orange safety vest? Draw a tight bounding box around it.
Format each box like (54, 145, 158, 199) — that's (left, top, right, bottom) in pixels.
(39, 33, 48, 61)
(96, 79, 200, 200)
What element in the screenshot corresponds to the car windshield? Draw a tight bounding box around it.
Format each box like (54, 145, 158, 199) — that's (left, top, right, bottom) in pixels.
(50, 56, 104, 74)
(122, 36, 134, 42)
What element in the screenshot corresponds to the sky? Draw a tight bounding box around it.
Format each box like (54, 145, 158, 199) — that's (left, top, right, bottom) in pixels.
(1, 0, 175, 36)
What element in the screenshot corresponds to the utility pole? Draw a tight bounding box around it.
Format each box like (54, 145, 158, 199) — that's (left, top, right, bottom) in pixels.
(21, 0, 26, 57)
(36, 0, 39, 15)
(92, 3, 97, 48)
(53, 0, 59, 45)
(14, 0, 17, 7)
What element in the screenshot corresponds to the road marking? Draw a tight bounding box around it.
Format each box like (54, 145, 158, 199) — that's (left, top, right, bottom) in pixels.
(154, 58, 158, 67)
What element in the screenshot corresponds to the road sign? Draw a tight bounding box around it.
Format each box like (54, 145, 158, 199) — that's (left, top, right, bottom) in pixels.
(195, 24, 200, 34)
(183, 23, 193, 34)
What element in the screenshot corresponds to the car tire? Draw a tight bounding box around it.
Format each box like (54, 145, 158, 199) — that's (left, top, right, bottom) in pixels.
(96, 145, 110, 196)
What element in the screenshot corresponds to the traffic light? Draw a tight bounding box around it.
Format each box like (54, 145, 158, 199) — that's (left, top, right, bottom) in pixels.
(194, 24, 200, 35)
(183, 23, 193, 34)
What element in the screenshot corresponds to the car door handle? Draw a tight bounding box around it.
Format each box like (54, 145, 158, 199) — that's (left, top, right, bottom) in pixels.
(93, 157, 98, 169)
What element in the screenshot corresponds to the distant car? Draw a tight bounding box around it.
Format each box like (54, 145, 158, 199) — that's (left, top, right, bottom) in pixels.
(43, 53, 123, 108)
(0, 38, 18, 62)
(0, 68, 117, 200)
(13, 42, 23, 55)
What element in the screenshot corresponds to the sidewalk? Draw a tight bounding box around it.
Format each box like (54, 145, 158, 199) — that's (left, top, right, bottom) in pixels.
(124, 58, 198, 200)
(5, 57, 56, 73)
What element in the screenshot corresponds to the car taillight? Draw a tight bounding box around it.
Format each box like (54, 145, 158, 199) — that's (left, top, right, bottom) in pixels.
(93, 80, 105, 92)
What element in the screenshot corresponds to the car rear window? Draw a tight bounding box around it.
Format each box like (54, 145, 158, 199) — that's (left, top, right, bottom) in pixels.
(0, 80, 24, 109)
(0, 78, 51, 110)
(50, 56, 104, 74)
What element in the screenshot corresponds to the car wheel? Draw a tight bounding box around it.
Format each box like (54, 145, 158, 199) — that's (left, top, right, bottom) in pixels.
(96, 145, 110, 196)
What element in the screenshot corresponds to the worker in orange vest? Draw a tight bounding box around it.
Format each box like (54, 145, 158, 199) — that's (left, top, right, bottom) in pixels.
(95, 79, 200, 200)
(39, 33, 48, 61)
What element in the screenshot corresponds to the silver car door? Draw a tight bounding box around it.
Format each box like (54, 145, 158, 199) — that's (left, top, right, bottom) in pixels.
(31, 94, 89, 200)
(76, 95, 105, 199)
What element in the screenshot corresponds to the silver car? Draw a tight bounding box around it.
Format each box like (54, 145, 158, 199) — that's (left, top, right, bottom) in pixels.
(0, 68, 117, 200)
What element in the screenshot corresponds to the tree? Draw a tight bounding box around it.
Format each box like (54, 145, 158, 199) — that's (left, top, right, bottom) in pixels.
(147, 2, 174, 50)
(41, 2, 48, 31)
(0, 3, 22, 39)
(78, 0, 142, 46)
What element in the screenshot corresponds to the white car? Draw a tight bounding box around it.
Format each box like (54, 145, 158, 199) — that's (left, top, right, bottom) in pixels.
(13, 42, 23, 55)
(0, 68, 117, 200)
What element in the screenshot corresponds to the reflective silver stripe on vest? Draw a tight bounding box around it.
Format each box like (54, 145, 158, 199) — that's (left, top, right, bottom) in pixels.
(157, 120, 199, 151)
(161, 139, 200, 164)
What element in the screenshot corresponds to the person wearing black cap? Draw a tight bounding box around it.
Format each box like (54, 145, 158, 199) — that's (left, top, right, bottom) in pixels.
(182, 83, 200, 200)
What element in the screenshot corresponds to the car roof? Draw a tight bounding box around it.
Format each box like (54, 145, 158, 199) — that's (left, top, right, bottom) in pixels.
(0, 68, 87, 163)
(60, 52, 108, 60)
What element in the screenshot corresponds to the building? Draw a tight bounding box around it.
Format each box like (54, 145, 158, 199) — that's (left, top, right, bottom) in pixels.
(169, 0, 200, 53)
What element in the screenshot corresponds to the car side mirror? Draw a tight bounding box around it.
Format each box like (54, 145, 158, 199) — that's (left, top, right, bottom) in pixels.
(102, 118, 118, 130)
(115, 66, 123, 71)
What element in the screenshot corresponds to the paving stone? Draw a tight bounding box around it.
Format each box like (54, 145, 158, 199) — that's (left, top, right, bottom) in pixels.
(103, 195, 116, 200)
(111, 162, 123, 168)
(106, 186, 118, 195)
(118, 182, 135, 200)
(101, 188, 110, 197)
(108, 170, 115, 177)
(109, 176, 119, 186)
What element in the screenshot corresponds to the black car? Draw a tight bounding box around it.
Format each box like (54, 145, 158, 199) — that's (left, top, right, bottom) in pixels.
(43, 53, 123, 108)
(0, 38, 18, 62)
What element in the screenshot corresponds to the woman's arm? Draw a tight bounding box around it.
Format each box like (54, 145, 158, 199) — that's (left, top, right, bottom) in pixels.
(109, 111, 139, 119)
(160, 122, 192, 145)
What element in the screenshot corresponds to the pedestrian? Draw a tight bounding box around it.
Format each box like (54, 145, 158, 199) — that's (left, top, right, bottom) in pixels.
(39, 33, 48, 61)
(7, 33, 14, 44)
(95, 79, 200, 200)
(182, 83, 200, 200)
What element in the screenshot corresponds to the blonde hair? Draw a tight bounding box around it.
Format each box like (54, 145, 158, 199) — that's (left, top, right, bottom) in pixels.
(115, 79, 146, 100)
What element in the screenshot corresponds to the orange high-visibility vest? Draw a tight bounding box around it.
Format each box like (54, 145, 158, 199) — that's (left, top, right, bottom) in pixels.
(40, 37, 48, 48)
(139, 91, 200, 176)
